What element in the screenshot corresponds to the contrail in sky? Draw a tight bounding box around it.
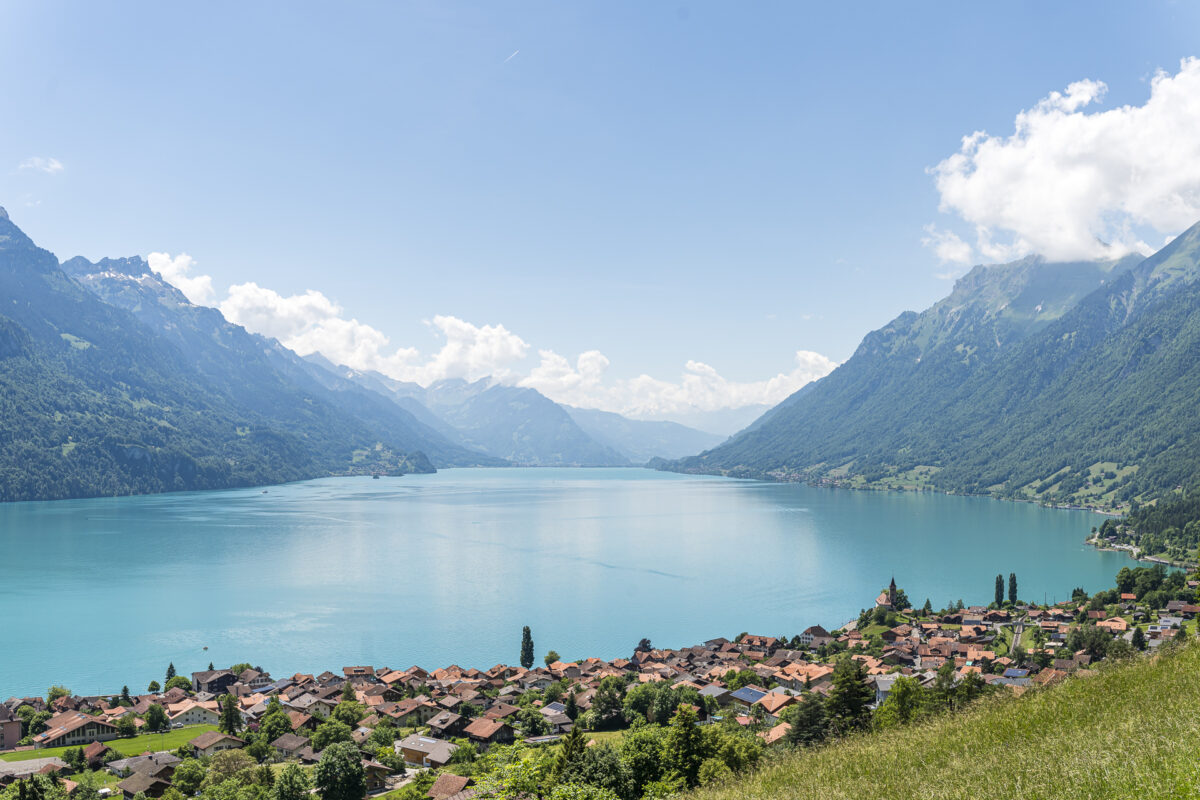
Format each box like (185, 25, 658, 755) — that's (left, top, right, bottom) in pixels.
(504, 50, 520, 63)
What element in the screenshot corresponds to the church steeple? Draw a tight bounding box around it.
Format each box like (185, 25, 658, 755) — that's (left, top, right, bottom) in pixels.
(888, 575, 897, 608)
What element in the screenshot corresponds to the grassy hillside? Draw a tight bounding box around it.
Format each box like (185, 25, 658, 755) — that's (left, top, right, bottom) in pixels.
(692, 642, 1200, 800)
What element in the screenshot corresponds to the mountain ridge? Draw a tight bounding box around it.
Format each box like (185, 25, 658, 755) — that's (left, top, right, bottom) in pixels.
(666, 222, 1200, 510)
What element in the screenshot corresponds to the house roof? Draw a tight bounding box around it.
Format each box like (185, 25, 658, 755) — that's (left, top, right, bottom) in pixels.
(116, 773, 171, 796)
(729, 687, 766, 704)
(463, 718, 508, 739)
(190, 731, 244, 751)
(31, 711, 117, 745)
(427, 773, 471, 799)
(271, 733, 308, 751)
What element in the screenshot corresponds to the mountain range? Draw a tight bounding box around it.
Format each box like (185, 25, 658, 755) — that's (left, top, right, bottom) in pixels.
(0, 207, 721, 500)
(321, 366, 724, 465)
(666, 219, 1200, 510)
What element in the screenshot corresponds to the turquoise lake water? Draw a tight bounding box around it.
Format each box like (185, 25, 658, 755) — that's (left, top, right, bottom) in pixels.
(0, 468, 1126, 697)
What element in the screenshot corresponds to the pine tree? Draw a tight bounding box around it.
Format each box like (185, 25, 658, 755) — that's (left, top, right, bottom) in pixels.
(922, 598, 933, 616)
(341, 681, 356, 702)
(166, 663, 176, 681)
(664, 705, 705, 787)
(1132, 625, 1146, 650)
(825, 657, 873, 735)
(564, 693, 579, 720)
(551, 725, 586, 780)
(520, 626, 534, 669)
(785, 693, 828, 747)
(1008, 572, 1018, 605)
(120, 686, 131, 706)
(994, 574, 1004, 606)
(208, 662, 215, 671)
(219, 693, 242, 734)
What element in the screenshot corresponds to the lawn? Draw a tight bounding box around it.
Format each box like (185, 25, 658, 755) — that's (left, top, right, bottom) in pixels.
(0, 725, 218, 762)
(691, 641, 1200, 800)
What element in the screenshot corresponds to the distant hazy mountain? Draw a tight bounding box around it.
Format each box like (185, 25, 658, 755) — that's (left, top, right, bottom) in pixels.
(564, 406, 724, 463)
(668, 227, 1200, 509)
(636, 404, 774, 438)
(333, 371, 629, 466)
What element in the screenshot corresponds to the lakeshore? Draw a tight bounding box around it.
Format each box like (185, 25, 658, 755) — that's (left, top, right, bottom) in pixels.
(4, 564, 1195, 799)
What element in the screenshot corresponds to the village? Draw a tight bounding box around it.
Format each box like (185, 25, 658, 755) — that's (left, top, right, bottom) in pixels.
(2, 565, 1196, 800)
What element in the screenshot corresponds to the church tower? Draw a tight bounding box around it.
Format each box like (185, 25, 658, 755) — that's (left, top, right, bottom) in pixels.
(888, 576, 897, 609)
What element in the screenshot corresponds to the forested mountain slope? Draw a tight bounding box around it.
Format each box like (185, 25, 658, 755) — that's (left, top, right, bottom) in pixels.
(669, 223, 1200, 510)
(0, 208, 450, 501)
(60, 255, 498, 469)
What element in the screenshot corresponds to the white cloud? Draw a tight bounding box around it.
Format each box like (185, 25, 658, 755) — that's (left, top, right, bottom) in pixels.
(219, 281, 528, 384)
(147, 257, 835, 419)
(521, 348, 838, 417)
(147, 252, 216, 305)
(921, 224, 973, 266)
(928, 58, 1200, 262)
(18, 156, 64, 174)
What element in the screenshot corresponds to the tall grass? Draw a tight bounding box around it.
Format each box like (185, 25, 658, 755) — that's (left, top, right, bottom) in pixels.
(693, 642, 1200, 800)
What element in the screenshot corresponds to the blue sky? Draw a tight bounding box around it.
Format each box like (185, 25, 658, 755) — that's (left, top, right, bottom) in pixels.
(3, 1, 1199, 425)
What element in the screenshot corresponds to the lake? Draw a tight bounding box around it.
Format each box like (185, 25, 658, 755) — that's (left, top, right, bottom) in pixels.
(0, 468, 1126, 697)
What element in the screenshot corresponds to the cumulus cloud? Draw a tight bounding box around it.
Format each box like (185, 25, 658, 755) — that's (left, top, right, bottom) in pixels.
(522, 348, 838, 417)
(922, 224, 973, 266)
(149, 257, 835, 418)
(18, 156, 64, 174)
(147, 252, 215, 305)
(219, 281, 528, 384)
(927, 57, 1200, 263)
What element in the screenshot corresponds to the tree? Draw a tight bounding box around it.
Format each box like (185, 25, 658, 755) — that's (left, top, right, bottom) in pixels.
(549, 785, 621, 800)
(269, 763, 310, 800)
(931, 660, 957, 710)
(219, 694, 241, 735)
(825, 657, 873, 735)
(62, 748, 86, 772)
(994, 574, 1004, 606)
(374, 746, 406, 775)
(592, 676, 626, 726)
(311, 718, 353, 751)
(313, 742, 365, 800)
(1008, 572, 1018, 605)
(145, 704, 169, 733)
(922, 598, 933, 617)
(517, 707, 549, 737)
(873, 676, 926, 728)
(564, 693, 579, 720)
(147, 681, 161, 694)
(785, 694, 827, 747)
(165, 676, 191, 692)
(520, 626, 534, 669)
(207, 662, 214, 671)
(203, 750, 258, 790)
(544, 650, 561, 667)
(331, 701, 364, 727)
(1132, 625, 1147, 651)
(663, 706, 705, 788)
(559, 744, 632, 799)
(258, 706, 293, 745)
(620, 724, 665, 796)
(115, 715, 137, 738)
(636, 638, 653, 653)
(166, 663, 176, 681)
(46, 686, 71, 704)
(552, 726, 586, 781)
(171, 760, 207, 795)
(120, 686, 132, 706)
